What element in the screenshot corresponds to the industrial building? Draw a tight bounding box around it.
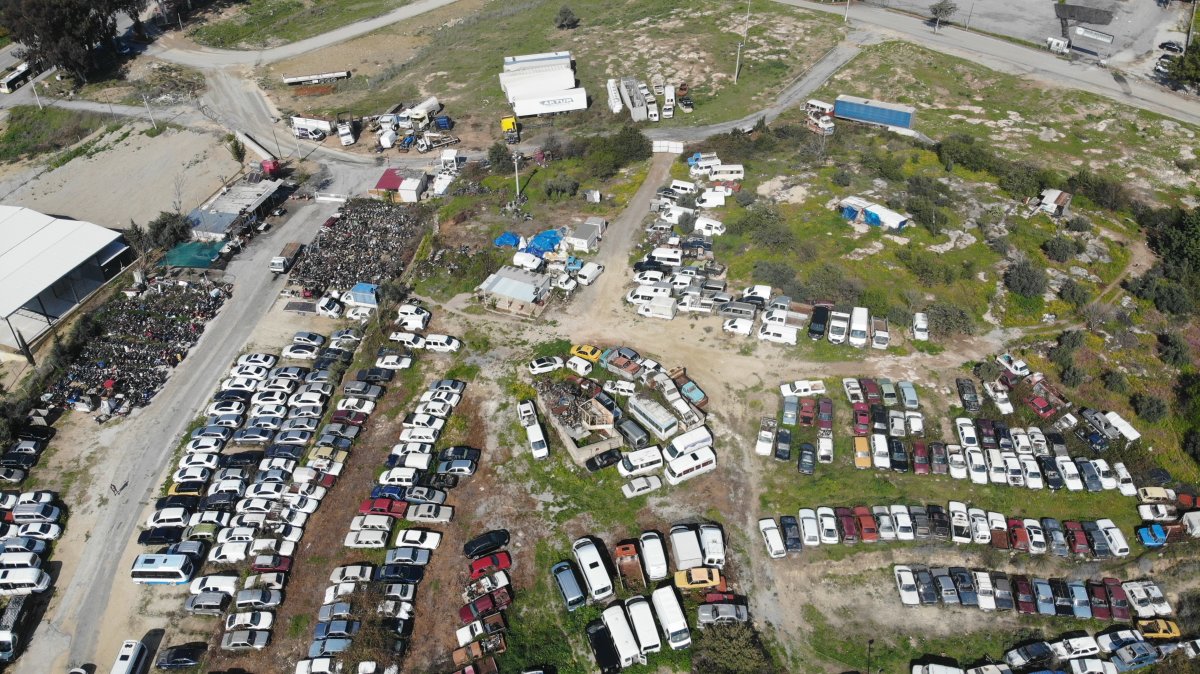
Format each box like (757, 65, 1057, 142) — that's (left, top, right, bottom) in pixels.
(476, 266, 551, 316)
(0, 205, 134, 351)
(500, 51, 587, 117)
(187, 175, 285, 241)
(369, 168, 428, 204)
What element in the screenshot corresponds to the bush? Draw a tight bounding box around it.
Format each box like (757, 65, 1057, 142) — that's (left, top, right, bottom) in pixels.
(1058, 330, 1085, 351)
(543, 175, 578, 200)
(733, 190, 756, 207)
(861, 148, 905, 181)
(1067, 215, 1092, 232)
(1043, 236, 1081, 263)
(974, 360, 1002, 381)
(1005, 259, 1048, 298)
(895, 248, 956, 285)
(1185, 428, 1200, 463)
(1060, 364, 1085, 388)
(1102, 370, 1129, 394)
(693, 623, 772, 674)
(1153, 280, 1193, 314)
(554, 5, 579, 29)
(1068, 169, 1132, 212)
(1059, 278, 1090, 307)
(832, 169, 852, 187)
(1131, 393, 1169, 423)
(487, 142, 509, 167)
(800, 264, 863, 305)
(753, 261, 800, 296)
(905, 196, 949, 234)
(925, 301, 975, 337)
(1159, 333, 1191, 367)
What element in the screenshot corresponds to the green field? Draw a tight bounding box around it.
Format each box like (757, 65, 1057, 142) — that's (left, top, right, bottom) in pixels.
(191, 0, 413, 48)
(0, 105, 117, 164)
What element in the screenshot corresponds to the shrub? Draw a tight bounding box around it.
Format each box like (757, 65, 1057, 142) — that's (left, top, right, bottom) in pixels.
(734, 190, 756, 207)
(1059, 278, 1090, 307)
(1185, 428, 1200, 463)
(1060, 364, 1085, 388)
(800, 264, 863, 305)
(1043, 236, 1081, 263)
(554, 6, 579, 29)
(543, 175, 579, 200)
(1102, 370, 1129, 394)
(1058, 330, 1085, 351)
(832, 169, 852, 187)
(1066, 215, 1092, 232)
(1159, 333, 1191, 367)
(754, 261, 799, 296)
(487, 142, 510, 167)
(1131, 393, 1168, 423)
(906, 196, 949, 235)
(1005, 259, 1048, 298)
(1153, 281, 1193, 314)
(925, 301, 975, 337)
(693, 623, 772, 674)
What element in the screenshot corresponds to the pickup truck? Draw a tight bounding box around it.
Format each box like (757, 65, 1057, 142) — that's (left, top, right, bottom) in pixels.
(871, 317, 890, 350)
(754, 417, 777, 456)
(463, 571, 511, 603)
(762, 309, 807, 329)
(615, 543, 645, 589)
(455, 612, 507, 647)
(842, 378, 865, 404)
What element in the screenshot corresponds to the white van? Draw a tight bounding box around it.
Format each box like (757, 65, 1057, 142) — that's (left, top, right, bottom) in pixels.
(0, 568, 50, 596)
(651, 586, 692, 650)
(0, 553, 39, 570)
(576, 262, 604, 286)
(110, 639, 148, 674)
(848, 307, 869, 348)
(758, 324, 798, 346)
(670, 179, 697, 194)
(572, 538, 614, 601)
(665, 426, 713, 461)
(986, 449, 1006, 484)
(639, 532, 669, 581)
(698, 524, 726, 568)
(626, 596, 662, 654)
(625, 282, 672, 305)
(689, 157, 721, 176)
(602, 604, 645, 667)
(708, 164, 745, 181)
(645, 247, 683, 267)
(618, 446, 664, 478)
(693, 216, 726, 236)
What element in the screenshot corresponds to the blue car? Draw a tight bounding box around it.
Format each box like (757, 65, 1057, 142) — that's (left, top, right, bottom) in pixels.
(1033, 578, 1055, 616)
(1111, 642, 1159, 672)
(308, 638, 351, 658)
(370, 485, 405, 500)
(1137, 524, 1167, 547)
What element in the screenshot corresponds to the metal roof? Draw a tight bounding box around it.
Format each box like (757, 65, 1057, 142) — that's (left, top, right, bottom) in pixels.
(0, 205, 123, 318)
(477, 266, 550, 303)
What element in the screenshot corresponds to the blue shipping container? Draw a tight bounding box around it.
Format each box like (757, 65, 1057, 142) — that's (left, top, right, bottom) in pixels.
(833, 95, 915, 129)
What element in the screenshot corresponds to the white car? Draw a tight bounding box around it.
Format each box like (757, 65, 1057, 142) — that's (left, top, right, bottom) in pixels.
(983, 382, 1014, 415)
(330, 565, 374, 584)
(344, 530, 388, 548)
(528, 357, 564, 375)
(1021, 456, 1044, 489)
(1097, 629, 1144, 655)
(968, 508, 990, 544)
(779, 380, 826, 397)
(816, 507, 839, 545)
(281, 344, 319, 360)
(226, 611, 274, 631)
(996, 353, 1031, 377)
(1011, 428, 1032, 454)
(350, 515, 392, 532)
(622, 476, 662, 498)
(905, 411, 924, 436)
(966, 448, 989, 485)
(722, 318, 753, 335)
(220, 377, 260, 393)
(872, 437, 891, 470)
(378, 467, 418, 487)
(207, 400, 246, 417)
(395, 529, 442, 550)
(1142, 582, 1173, 616)
(389, 332, 425, 349)
(146, 507, 190, 529)
(18, 522, 61, 540)
(185, 437, 224, 454)
(1097, 518, 1129, 557)
(974, 571, 996, 611)
(911, 312, 929, 341)
(376, 354, 413, 370)
(172, 466, 211, 484)
(316, 296, 342, 318)
(873, 506, 896, 541)
(178, 454, 220, 471)
(414, 401, 452, 419)
(946, 444, 967, 480)
(758, 518, 786, 559)
(230, 365, 269, 381)
(634, 270, 664, 284)
(1004, 455, 1025, 487)
(347, 306, 375, 322)
(424, 334, 462, 353)
(948, 501, 971, 544)
(1114, 462, 1137, 496)
(890, 505, 914, 541)
(421, 390, 461, 407)
(190, 574, 239, 596)
(189, 511, 230, 528)
(293, 332, 325, 347)
(1092, 459, 1118, 490)
(1057, 456, 1084, 491)
(797, 508, 820, 547)
(955, 418, 978, 448)
(238, 353, 277, 368)
(403, 414, 444, 431)
(251, 390, 289, 407)
(337, 398, 375, 415)
(894, 565, 919, 606)
(1027, 426, 1048, 454)
(282, 493, 320, 514)
(287, 392, 324, 408)
(1024, 518, 1047, 554)
(208, 542, 250, 564)
(236, 499, 275, 515)
(245, 483, 286, 501)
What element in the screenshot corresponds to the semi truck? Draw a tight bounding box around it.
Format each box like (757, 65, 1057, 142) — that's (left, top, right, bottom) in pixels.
(269, 242, 304, 274)
(833, 95, 916, 129)
(500, 116, 520, 144)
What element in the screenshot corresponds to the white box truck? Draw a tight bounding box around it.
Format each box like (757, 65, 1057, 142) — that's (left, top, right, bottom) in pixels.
(669, 525, 703, 570)
(827, 311, 851, 344)
(637, 296, 677, 320)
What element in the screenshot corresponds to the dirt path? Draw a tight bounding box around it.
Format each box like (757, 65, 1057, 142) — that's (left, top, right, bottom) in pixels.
(1091, 224, 1156, 305)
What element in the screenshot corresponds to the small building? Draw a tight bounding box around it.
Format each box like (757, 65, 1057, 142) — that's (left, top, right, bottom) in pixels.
(369, 168, 428, 204)
(476, 265, 551, 316)
(1038, 189, 1072, 217)
(342, 282, 378, 309)
(188, 177, 285, 241)
(837, 196, 910, 230)
(563, 217, 606, 253)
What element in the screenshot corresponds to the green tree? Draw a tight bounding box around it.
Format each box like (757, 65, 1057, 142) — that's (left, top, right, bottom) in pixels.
(554, 5, 579, 29)
(141, 211, 191, 250)
(693, 623, 773, 674)
(1131, 393, 1168, 423)
(608, 125, 651, 164)
(487, 142, 509, 167)
(926, 301, 976, 337)
(1060, 364, 1085, 388)
(225, 135, 246, 164)
(0, 0, 123, 81)
(1184, 428, 1200, 463)
(1043, 236, 1080, 263)
(929, 0, 958, 31)
(1168, 43, 1200, 85)
(1059, 278, 1090, 307)
(1159, 332, 1191, 367)
(542, 174, 578, 200)
(1058, 330, 1085, 351)
(1005, 259, 1048, 298)
(1102, 370, 1128, 394)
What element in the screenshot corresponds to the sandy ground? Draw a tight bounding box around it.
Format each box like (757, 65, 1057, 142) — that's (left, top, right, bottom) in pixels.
(0, 122, 240, 229)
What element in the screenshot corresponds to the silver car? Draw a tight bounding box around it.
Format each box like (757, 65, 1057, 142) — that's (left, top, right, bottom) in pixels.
(220, 629, 270, 651)
(697, 603, 749, 627)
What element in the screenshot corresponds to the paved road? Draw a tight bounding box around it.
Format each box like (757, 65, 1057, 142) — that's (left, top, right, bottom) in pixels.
(18, 200, 340, 673)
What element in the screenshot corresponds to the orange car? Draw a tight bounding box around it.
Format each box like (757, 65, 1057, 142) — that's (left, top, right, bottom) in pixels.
(854, 505, 879, 542)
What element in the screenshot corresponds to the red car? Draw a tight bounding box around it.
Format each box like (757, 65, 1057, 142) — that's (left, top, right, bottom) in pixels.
(1087, 579, 1111, 621)
(458, 587, 512, 623)
(1007, 518, 1029, 551)
(929, 442, 949, 475)
(1025, 395, 1056, 419)
(469, 552, 512, 580)
(911, 442, 930, 475)
(251, 554, 292, 573)
(852, 403, 870, 436)
(358, 498, 407, 519)
(798, 398, 817, 426)
(834, 506, 858, 544)
(1064, 520, 1090, 554)
(332, 410, 368, 426)
(817, 398, 834, 433)
(859, 379, 881, 404)
(704, 591, 736, 603)
(853, 505, 878, 542)
(1013, 574, 1037, 614)
(1104, 577, 1131, 621)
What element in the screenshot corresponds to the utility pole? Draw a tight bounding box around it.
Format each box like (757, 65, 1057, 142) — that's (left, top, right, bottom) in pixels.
(735, 0, 751, 84)
(142, 94, 158, 130)
(31, 83, 43, 111)
(1188, 0, 1197, 51)
(966, 0, 976, 29)
(845, 0, 851, 22)
(512, 152, 521, 200)
(734, 42, 743, 83)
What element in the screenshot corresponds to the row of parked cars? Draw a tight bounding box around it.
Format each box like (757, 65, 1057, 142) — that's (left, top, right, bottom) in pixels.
(447, 530, 519, 674)
(764, 504, 1128, 558)
(0, 423, 55, 483)
(0, 490, 63, 597)
(997, 628, 1199, 673)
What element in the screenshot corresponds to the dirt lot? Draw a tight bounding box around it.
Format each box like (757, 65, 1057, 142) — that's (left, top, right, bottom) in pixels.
(0, 121, 240, 229)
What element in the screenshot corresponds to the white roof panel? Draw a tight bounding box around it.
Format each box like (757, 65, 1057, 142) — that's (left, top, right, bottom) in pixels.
(0, 205, 122, 317)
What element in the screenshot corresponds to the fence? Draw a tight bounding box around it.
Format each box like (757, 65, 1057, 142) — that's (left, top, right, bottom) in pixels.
(652, 140, 684, 154)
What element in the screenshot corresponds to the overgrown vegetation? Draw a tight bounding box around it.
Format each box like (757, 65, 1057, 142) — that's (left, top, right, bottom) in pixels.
(191, 0, 412, 48)
(0, 106, 114, 163)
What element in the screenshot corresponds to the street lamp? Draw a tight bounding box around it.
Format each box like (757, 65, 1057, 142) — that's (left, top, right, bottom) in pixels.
(844, 0, 851, 22)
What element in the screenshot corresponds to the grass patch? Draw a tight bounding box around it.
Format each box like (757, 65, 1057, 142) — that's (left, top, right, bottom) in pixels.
(191, 0, 414, 48)
(287, 613, 311, 638)
(516, 453, 646, 531)
(410, 245, 507, 303)
(0, 106, 115, 163)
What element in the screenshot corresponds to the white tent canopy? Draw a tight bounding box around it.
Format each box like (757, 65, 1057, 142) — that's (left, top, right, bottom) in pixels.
(0, 205, 122, 319)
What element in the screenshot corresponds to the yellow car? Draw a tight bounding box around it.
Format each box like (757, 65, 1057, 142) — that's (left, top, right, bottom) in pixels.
(569, 344, 603, 363)
(853, 436, 872, 469)
(168, 481, 205, 497)
(1137, 619, 1181, 640)
(674, 568, 721, 590)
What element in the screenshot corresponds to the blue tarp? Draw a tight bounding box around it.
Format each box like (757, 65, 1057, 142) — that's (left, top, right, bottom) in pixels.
(493, 232, 520, 248)
(525, 230, 563, 258)
(349, 282, 379, 308)
(840, 206, 860, 220)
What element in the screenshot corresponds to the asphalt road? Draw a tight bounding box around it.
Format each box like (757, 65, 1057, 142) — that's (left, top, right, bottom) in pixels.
(17, 200, 340, 673)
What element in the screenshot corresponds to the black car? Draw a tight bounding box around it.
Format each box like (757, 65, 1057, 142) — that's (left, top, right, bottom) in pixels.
(950, 567, 978, 606)
(199, 493, 237, 512)
(774, 428, 792, 462)
(156, 495, 200, 511)
(138, 526, 184, 546)
(955, 378, 981, 413)
(224, 451, 264, 467)
(994, 421, 1012, 451)
(1161, 40, 1184, 54)
(356, 368, 394, 383)
(417, 472, 459, 490)
(632, 260, 667, 274)
(0, 454, 36, 470)
(926, 504, 950, 540)
(1049, 579, 1074, 616)
(316, 435, 353, 450)
(14, 426, 54, 443)
(376, 564, 425, 584)
(870, 404, 888, 432)
(1081, 521, 1111, 558)
(440, 446, 482, 463)
(385, 617, 414, 638)
(1037, 455, 1064, 490)
(913, 566, 939, 605)
(318, 347, 354, 363)
(1075, 458, 1103, 492)
(909, 505, 931, 539)
(156, 642, 208, 670)
(738, 294, 766, 309)
(213, 389, 253, 404)
(585, 619, 622, 674)
(463, 529, 510, 558)
(797, 443, 816, 475)
(779, 515, 803, 553)
(808, 304, 832, 340)
(585, 449, 622, 472)
(888, 438, 909, 472)
(1046, 431, 1068, 455)
(265, 444, 304, 460)
(1075, 426, 1109, 452)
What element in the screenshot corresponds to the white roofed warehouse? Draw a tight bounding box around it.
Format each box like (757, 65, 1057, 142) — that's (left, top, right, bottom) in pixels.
(0, 206, 134, 351)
